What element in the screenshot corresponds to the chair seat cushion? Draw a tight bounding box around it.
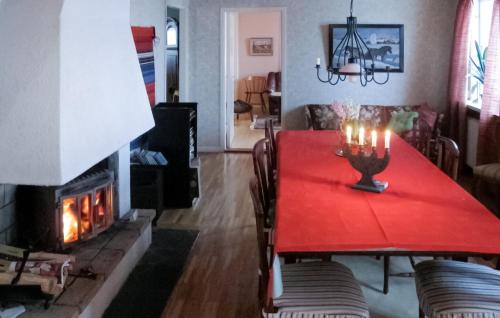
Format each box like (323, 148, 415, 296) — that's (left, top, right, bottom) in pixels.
(271, 261, 369, 318)
(415, 260, 500, 318)
(474, 164, 500, 184)
(234, 100, 253, 114)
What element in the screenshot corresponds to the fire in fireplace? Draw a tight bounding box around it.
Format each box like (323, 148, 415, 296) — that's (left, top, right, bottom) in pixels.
(17, 170, 115, 251)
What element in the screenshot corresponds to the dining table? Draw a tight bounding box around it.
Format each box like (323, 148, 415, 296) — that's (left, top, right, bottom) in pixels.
(272, 130, 500, 297)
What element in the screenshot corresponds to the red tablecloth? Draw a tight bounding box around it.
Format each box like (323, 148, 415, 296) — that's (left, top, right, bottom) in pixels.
(275, 131, 500, 255)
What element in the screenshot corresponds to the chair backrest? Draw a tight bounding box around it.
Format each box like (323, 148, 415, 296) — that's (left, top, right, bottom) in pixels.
(436, 136, 460, 181)
(245, 76, 267, 93)
(265, 119, 277, 171)
(252, 139, 275, 221)
(493, 115, 500, 163)
(265, 72, 282, 93)
(249, 177, 271, 308)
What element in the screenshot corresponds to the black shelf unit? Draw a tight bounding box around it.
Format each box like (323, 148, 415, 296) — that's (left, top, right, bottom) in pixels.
(146, 102, 199, 208)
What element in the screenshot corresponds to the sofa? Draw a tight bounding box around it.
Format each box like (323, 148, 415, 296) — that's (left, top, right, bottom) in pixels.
(304, 103, 444, 156)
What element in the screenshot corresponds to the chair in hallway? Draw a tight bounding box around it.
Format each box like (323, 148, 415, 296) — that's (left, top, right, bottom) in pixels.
(245, 76, 267, 112)
(249, 178, 370, 318)
(414, 260, 500, 318)
(234, 99, 253, 120)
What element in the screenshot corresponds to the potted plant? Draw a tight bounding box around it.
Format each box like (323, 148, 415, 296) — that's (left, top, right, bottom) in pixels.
(470, 41, 488, 97)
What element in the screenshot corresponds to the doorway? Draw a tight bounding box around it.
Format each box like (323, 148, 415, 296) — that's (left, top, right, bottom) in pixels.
(222, 8, 285, 151)
(166, 7, 180, 102)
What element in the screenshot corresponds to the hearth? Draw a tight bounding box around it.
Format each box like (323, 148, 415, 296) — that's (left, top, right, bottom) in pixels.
(17, 170, 115, 251)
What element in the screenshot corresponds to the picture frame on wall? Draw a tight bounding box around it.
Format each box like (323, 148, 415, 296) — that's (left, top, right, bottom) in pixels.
(249, 38, 273, 56)
(329, 24, 404, 72)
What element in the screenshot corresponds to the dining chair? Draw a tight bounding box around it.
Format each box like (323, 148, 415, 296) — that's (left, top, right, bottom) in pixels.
(249, 178, 370, 318)
(384, 135, 459, 295)
(414, 260, 500, 318)
(436, 136, 460, 181)
(264, 119, 277, 172)
(245, 76, 267, 112)
(252, 138, 276, 228)
(472, 115, 500, 205)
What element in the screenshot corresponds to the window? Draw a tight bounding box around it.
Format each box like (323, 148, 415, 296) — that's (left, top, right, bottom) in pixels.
(467, 0, 494, 107)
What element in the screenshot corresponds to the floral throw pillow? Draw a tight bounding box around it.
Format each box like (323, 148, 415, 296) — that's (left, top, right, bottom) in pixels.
(388, 111, 419, 134)
(307, 105, 342, 130)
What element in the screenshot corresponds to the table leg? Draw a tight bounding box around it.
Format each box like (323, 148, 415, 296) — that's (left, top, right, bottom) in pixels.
(384, 256, 390, 294)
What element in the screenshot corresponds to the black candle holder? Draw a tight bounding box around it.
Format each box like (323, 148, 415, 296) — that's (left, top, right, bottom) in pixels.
(343, 144, 390, 193)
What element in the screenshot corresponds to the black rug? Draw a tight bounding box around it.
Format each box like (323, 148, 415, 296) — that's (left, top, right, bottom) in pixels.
(103, 229, 198, 318)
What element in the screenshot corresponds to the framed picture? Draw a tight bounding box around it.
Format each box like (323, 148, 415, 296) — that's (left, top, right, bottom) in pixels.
(329, 24, 404, 72)
(250, 38, 273, 56)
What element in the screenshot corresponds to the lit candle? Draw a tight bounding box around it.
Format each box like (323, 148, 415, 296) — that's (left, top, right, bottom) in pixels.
(359, 127, 365, 145)
(316, 58, 321, 67)
(371, 130, 377, 148)
(385, 130, 391, 149)
(346, 125, 352, 144)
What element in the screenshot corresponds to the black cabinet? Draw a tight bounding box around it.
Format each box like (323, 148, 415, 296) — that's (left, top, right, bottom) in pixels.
(147, 102, 199, 208)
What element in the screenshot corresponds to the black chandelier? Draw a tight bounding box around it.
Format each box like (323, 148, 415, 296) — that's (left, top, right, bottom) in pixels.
(316, 0, 390, 86)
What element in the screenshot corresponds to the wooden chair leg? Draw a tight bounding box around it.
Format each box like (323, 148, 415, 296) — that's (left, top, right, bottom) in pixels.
(384, 256, 390, 294)
(260, 93, 267, 113)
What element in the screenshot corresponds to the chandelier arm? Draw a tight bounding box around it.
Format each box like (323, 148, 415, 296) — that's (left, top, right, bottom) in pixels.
(372, 68, 390, 85)
(333, 28, 351, 73)
(328, 74, 342, 86)
(316, 66, 334, 83)
(353, 22, 375, 71)
(352, 32, 367, 70)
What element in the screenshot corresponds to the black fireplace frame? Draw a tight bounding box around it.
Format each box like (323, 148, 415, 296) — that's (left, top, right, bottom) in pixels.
(16, 170, 115, 251)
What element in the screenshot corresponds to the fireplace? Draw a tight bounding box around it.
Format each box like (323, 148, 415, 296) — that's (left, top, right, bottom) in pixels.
(17, 170, 115, 251)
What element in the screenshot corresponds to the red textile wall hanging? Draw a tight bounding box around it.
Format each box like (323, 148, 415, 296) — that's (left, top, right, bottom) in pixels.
(131, 26, 156, 107)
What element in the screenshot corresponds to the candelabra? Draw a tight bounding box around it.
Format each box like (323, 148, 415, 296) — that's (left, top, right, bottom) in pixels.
(343, 144, 390, 193)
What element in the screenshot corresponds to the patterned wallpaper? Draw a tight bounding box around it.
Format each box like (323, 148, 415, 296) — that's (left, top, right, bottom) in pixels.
(187, 0, 458, 148)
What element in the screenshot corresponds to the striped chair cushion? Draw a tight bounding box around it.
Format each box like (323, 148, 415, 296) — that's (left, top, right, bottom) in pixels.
(415, 260, 500, 318)
(270, 261, 369, 318)
(474, 164, 500, 184)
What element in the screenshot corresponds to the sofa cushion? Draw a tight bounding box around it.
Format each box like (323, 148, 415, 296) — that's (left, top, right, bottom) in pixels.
(306, 104, 342, 130)
(358, 105, 386, 128)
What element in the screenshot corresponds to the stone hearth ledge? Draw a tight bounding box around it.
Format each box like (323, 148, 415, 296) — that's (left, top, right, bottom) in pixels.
(20, 209, 155, 318)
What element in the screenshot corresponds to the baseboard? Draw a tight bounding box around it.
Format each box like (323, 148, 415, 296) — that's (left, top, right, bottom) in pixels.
(198, 146, 224, 153)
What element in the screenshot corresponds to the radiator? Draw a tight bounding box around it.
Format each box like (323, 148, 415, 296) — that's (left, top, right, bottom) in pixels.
(466, 117, 479, 167)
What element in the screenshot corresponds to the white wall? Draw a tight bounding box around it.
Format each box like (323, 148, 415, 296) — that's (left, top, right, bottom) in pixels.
(237, 11, 281, 100)
(0, 0, 154, 186)
(187, 0, 459, 149)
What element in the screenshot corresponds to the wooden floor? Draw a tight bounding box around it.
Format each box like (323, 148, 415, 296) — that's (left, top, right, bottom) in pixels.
(158, 153, 260, 318)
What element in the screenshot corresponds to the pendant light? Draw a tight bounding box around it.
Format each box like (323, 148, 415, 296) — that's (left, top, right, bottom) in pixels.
(315, 0, 390, 86)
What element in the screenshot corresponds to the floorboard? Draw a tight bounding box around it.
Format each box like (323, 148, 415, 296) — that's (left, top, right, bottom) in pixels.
(158, 153, 260, 318)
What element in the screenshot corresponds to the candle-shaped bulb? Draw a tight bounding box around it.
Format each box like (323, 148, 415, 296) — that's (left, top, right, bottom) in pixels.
(359, 127, 365, 146)
(385, 130, 391, 149)
(346, 125, 352, 144)
(316, 57, 321, 66)
(371, 130, 377, 148)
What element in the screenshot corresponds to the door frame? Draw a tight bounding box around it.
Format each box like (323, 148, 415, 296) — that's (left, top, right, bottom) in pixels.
(220, 7, 287, 151)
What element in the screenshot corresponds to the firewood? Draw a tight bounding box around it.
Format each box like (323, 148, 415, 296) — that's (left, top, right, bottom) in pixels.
(0, 272, 63, 296)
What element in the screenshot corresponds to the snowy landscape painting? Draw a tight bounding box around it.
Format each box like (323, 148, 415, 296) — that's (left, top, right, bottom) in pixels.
(329, 24, 404, 72)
